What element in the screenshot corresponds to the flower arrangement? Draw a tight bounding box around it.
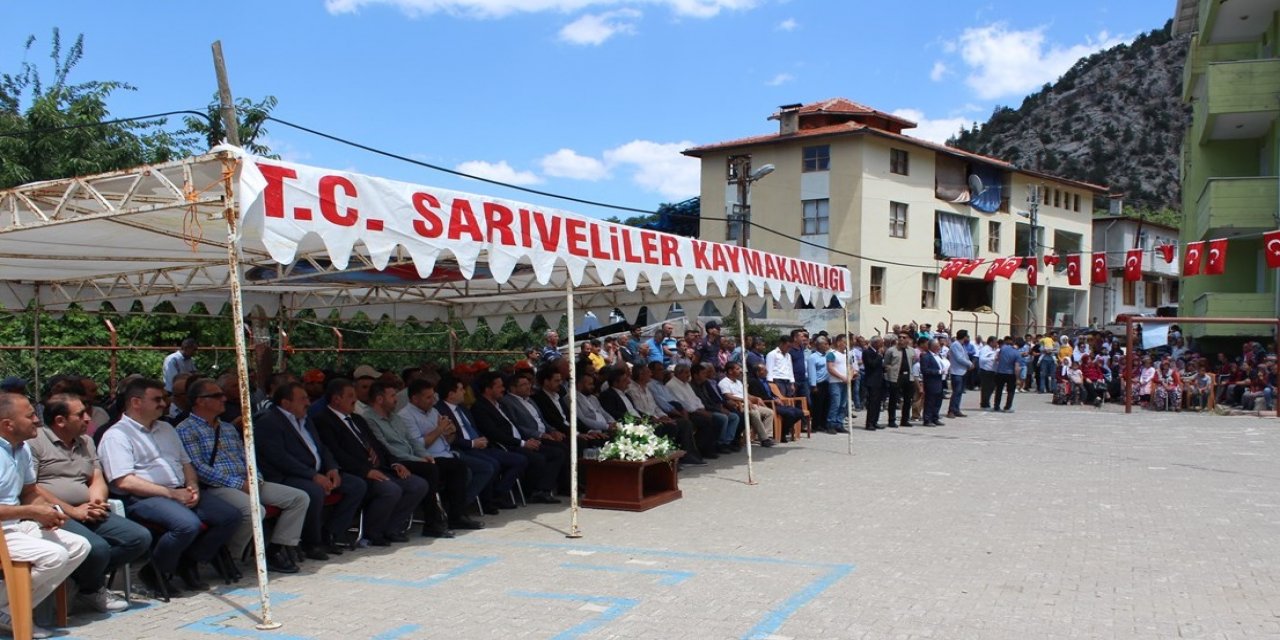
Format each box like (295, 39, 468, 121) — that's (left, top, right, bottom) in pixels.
(598, 415, 677, 462)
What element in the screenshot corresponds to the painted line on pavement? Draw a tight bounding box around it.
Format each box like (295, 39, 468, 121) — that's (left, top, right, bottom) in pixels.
(561, 561, 694, 585)
(508, 590, 639, 640)
(334, 552, 498, 588)
(180, 589, 312, 639)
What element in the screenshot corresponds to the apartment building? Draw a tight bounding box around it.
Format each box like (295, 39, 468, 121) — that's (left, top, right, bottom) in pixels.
(1089, 217, 1182, 326)
(683, 98, 1107, 338)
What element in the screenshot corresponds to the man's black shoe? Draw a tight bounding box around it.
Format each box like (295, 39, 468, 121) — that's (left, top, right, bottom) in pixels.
(833, 427, 850, 434)
(386, 531, 410, 543)
(530, 491, 563, 504)
(716, 443, 734, 454)
(325, 542, 346, 555)
(421, 524, 456, 538)
(900, 422, 914, 427)
(481, 502, 501, 515)
(450, 517, 485, 530)
(177, 564, 210, 591)
(495, 497, 519, 510)
(864, 425, 877, 431)
(368, 537, 392, 547)
(139, 563, 182, 601)
(302, 546, 330, 561)
(266, 548, 300, 574)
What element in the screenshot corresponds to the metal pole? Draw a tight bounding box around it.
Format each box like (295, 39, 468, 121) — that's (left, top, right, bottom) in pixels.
(31, 285, 40, 393)
(103, 319, 118, 393)
(738, 298, 755, 485)
(1026, 185, 1042, 335)
(212, 42, 277, 626)
(844, 310, 853, 456)
(565, 278, 582, 538)
(1124, 316, 1134, 415)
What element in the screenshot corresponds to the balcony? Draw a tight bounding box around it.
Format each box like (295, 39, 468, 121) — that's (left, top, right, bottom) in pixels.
(1193, 177, 1278, 240)
(1191, 292, 1277, 335)
(1194, 58, 1280, 144)
(1182, 37, 1256, 101)
(1198, 0, 1274, 47)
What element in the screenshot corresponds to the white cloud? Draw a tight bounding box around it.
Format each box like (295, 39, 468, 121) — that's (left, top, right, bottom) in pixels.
(325, 0, 758, 19)
(540, 148, 610, 180)
(559, 9, 640, 45)
(949, 22, 1126, 99)
(777, 17, 798, 31)
(765, 72, 794, 87)
(603, 140, 700, 199)
(891, 108, 969, 145)
(929, 61, 949, 82)
(455, 160, 543, 185)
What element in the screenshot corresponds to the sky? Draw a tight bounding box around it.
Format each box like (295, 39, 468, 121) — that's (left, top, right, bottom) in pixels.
(1, 1, 1174, 220)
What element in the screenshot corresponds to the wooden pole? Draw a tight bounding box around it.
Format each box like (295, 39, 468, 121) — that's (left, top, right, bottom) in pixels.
(212, 41, 278, 630)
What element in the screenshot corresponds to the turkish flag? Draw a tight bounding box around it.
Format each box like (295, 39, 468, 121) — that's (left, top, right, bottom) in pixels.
(1026, 259, 1038, 286)
(939, 258, 965, 279)
(1183, 241, 1204, 276)
(983, 259, 1002, 281)
(1205, 238, 1228, 275)
(995, 257, 1022, 279)
(1265, 230, 1280, 269)
(1157, 243, 1175, 264)
(1124, 248, 1143, 282)
(959, 258, 985, 276)
(1091, 253, 1108, 284)
(1066, 254, 1082, 285)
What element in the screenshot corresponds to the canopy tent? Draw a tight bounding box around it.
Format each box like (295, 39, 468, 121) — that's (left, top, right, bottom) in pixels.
(0, 149, 854, 627)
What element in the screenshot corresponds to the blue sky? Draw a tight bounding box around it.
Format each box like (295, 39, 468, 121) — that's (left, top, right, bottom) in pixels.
(2, 1, 1171, 219)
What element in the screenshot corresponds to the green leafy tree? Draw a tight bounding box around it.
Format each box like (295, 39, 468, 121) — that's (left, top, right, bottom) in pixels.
(183, 94, 279, 157)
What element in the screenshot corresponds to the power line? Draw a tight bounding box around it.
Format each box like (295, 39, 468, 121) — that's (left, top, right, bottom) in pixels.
(0, 110, 212, 138)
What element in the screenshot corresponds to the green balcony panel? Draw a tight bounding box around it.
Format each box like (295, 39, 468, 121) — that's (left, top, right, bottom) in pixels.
(1183, 39, 1257, 101)
(1194, 177, 1279, 239)
(1191, 292, 1277, 336)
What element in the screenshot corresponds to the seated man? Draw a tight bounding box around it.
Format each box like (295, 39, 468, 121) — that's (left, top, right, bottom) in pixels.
(665, 364, 729, 450)
(749, 363, 801, 441)
(363, 381, 471, 537)
(498, 371, 570, 493)
(597, 366, 703, 465)
(717, 361, 776, 447)
(0, 392, 91, 638)
(435, 376, 527, 512)
(312, 379, 428, 546)
(254, 383, 366, 560)
(469, 373, 563, 505)
(30, 393, 149, 614)
(691, 363, 741, 454)
(176, 379, 309, 574)
(98, 378, 241, 595)
(398, 379, 488, 529)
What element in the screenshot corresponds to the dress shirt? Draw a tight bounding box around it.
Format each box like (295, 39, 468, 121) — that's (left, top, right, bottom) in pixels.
(442, 402, 480, 441)
(397, 404, 455, 458)
(789, 347, 809, 384)
(997, 345, 1021, 375)
(282, 411, 322, 472)
(949, 341, 973, 376)
(161, 350, 197, 392)
(362, 407, 430, 461)
(538, 388, 570, 426)
(511, 394, 549, 436)
(978, 345, 998, 372)
(808, 350, 829, 384)
(99, 414, 188, 488)
(647, 380, 680, 414)
(0, 437, 35, 524)
(177, 413, 250, 489)
(625, 383, 662, 418)
(665, 378, 705, 411)
(766, 348, 795, 382)
(575, 392, 613, 432)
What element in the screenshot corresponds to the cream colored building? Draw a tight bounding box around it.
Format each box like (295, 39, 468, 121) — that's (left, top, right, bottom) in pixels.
(683, 98, 1108, 338)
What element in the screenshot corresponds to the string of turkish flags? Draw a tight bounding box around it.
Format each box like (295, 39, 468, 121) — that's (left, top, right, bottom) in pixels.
(937, 229, 1280, 286)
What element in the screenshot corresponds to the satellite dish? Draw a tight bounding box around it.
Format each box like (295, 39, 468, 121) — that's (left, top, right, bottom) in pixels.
(968, 174, 985, 195)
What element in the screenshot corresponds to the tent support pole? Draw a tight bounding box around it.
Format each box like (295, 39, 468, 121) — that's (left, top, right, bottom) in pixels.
(31, 286, 40, 393)
(447, 307, 457, 369)
(738, 298, 756, 485)
(566, 279, 582, 538)
(844, 311, 854, 456)
(213, 47, 279, 625)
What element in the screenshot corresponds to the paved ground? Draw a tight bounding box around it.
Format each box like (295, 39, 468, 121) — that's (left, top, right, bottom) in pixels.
(55, 394, 1280, 640)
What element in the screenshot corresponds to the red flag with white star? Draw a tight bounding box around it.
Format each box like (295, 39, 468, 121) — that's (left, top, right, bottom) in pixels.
(1265, 230, 1280, 269)
(995, 257, 1022, 279)
(1124, 249, 1142, 282)
(1066, 254, 1082, 286)
(1157, 242, 1175, 264)
(959, 258, 985, 276)
(1026, 258, 1038, 286)
(1205, 238, 1228, 275)
(1091, 253, 1108, 284)
(939, 258, 965, 279)
(1183, 241, 1204, 276)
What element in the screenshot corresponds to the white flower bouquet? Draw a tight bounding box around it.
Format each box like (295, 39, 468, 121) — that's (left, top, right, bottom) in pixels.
(598, 415, 678, 462)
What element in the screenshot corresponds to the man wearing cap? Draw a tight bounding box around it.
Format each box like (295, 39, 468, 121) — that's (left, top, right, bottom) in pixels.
(351, 365, 381, 415)
(0, 378, 27, 395)
(162, 338, 199, 393)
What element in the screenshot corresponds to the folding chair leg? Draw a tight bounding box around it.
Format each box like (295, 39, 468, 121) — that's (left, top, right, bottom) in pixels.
(513, 479, 527, 507)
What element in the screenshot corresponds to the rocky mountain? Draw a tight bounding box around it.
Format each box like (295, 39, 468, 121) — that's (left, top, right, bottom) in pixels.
(949, 20, 1189, 213)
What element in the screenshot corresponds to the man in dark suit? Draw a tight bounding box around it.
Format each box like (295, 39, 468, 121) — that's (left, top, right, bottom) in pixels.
(435, 376, 527, 511)
(862, 336, 886, 430)
(531, 364, 571, 435)
(254, 382, 366, 560)
(499, 371, 570, 494)
(311, 379, 429, 546)
(748, 363, 800, 442)
(919, 339, 946, 427)
(598, 366, 703, 464)
(882, 334, 916, 427)
(470, 372, 562, 504)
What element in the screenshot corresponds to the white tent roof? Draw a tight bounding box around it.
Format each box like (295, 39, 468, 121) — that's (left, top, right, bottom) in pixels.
(0, 151, 853, 322)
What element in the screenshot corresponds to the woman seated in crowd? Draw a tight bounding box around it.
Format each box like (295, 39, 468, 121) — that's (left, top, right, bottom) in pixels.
(1152, 359, 1182, 411)
(1079, 356, 1106, 407)
(1132, 356, 1157, 408)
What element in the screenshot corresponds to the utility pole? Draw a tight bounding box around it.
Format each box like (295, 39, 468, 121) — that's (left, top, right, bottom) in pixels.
(1026, 184, 1042, 334)
(212, 41, 241, 147)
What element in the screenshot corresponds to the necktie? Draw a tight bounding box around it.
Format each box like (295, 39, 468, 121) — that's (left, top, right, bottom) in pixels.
(457, 408, 478, 440)
(345, 416, 379, 467)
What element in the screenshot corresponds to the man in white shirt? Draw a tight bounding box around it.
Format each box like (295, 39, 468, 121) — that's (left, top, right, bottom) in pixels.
(398, 379, 489, 529)
(977, 336, 999, 410)
(161, 338, 198, 393)
(765, 335, 796, 397)
(717, 361, 774, 446)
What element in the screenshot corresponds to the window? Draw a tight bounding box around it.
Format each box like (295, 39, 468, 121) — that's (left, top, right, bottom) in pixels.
(987, 221, 1001, 253)
(727, 214, 742, 242)
(1073, 193, 1081, 212)
(1169, 279, 1180, 304)
(1123, 280, 1136, 306)
(1053, 189, 1061, 208)
(890, 148, 909, 175)
(950, 279, 994, 310)
(889, 202, 908, 238)
(802, 199, 829, 235)
(921, 274, 938, 309)
(726, 154, 749, 180)
(870, 267, 885, 305)
(802, 145, 830, 172)
(1144, 281, 1161, 307)
(935, 212, 976, 258)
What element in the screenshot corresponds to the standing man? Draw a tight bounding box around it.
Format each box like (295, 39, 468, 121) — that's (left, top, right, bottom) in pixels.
(177, 379, 308, 573)
(920, 339, 946, 426)
(697, 321, 723, 369)
(862, 337, 886, 430)
(883, 334, 916, 428)
(254, 382, 367, 560)
(788, 329, 811, 406)
(98, 378, 241, 595)
(993, 337, 1021, 413)
(162, 338, 199, 393)
(765, 335, 796, 397)
(977, 336, 999, 410)
(824, 334, 852, 433)
(0, 393, 91, 638)
(947, 330, 975, 419)
(808, 336, 831, 433)
(540, 330, 562, 363)
(30, 394, 149, 613)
